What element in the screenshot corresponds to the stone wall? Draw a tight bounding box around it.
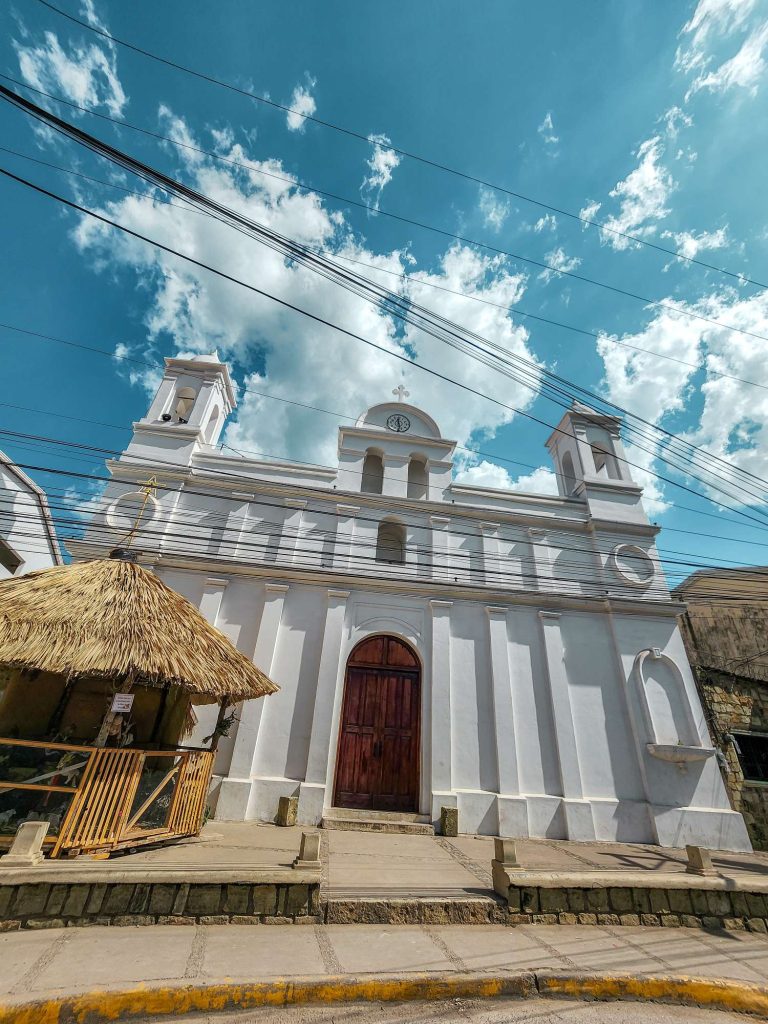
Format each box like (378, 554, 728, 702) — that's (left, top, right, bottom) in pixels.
(0, 879, 320, 930)
(502, 884, 768, 932)
(695, 668, 768, 850)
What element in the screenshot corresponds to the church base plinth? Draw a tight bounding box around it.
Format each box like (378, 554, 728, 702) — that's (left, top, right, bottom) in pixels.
(652, 804, 752, 853)
(297, 782, 326, 826)
(497, 795, 529, 837)
(214, 777, 251, 821)
(562, 798, 597, 841)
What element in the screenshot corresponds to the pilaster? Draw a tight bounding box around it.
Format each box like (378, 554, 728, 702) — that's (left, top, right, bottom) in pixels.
(429, 599, 454, 821)
(486, 606, 528, 835)
(278, 499, 307, 565)
(333, 505, 360, 572)
(537, 609, 595, 841)
(429, 514, 451, 583)
(479, 522, 502, 585)
(381, 453, 409, 498)
(298, 589, 351, 823)
(216, 583, 289, 820)
(527, 528, 552, 591)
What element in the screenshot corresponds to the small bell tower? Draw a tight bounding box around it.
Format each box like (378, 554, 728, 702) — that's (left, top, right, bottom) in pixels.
(124, 352, 237, 467)
(546, 401, 648, 524)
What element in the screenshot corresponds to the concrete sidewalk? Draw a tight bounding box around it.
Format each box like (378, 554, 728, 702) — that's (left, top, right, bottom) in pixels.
(2, 922, 767, 996)
(27, 822, 767, 897)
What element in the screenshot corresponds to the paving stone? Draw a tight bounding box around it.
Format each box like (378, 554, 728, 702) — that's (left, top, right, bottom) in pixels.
(531, 913, 558, 925)
(577, 913, 597, 925)
(508, 913, 532, 925)
(558, 912, 577, 925)
(701, 915, 723, 930)
(26, 918, 64, 929)
(147, 885, 176, 916)
(597, 913, 620, 926)
(251, 885, 277, 916)
(706, 891, 732, 917)
(660, 914, 681, 927)
(608, 887, 633, 913)
(61, 887, 89, 919)
(13, 884, 50, 918)
(184, 885, 222, 917)
(747, 918, 767, 933)
(619, 913, 640, 926)
(0, 920, 20, 931)
(229, 916, 261, 925)
(223, 885, 249, 915)
(262, 916, 292, 924)
(85, 884, 107, 916)
(641, 913, 660, 926)
(101, 885, 135, 917)
(44, 885, 68, 917)
(199, 915, 229, 925)
(156, 916, 195, 926)
(649, 890, 671, 914)
(127, 884, 151, 915)
(681, 914, 701, 929)
(112, 915, 154, 927)
(722, 916, 746, 930)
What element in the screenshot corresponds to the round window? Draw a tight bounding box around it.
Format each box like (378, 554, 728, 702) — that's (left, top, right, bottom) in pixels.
(105, 490, 159, 535)
(610, 544, 655, 586)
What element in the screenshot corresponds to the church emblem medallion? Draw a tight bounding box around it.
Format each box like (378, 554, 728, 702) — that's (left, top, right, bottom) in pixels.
(386, 413, 411, 432)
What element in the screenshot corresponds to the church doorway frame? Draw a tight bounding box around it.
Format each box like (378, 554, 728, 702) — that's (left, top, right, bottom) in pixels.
(332, 634, 422, 813)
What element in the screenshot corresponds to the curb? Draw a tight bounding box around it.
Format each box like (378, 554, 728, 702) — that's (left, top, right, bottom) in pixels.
(0, 970, 767, 1023)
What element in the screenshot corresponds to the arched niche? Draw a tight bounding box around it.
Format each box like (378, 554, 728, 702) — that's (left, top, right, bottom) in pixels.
(407, 455, 428, 499)
(361, 449, 384, 494)
(376, 520, 406, 564)
(633, 649, 713, 766)
(561, 451, 577, 495)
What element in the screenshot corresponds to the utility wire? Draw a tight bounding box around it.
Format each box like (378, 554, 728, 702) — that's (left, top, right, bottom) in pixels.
(32, 0, 767, 290)
(3, 96, 768, 512)
(2, 77, 766, 348)
(4, 163, 768, 533)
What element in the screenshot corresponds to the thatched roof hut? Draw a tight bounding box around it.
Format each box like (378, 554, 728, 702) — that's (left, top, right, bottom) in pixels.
(0, 558, 278, 704)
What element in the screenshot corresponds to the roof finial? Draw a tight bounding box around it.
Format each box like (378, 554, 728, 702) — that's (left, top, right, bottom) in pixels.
(392, 384, 410, 403)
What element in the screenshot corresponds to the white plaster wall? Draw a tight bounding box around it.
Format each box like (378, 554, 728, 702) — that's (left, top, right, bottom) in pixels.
(449, 602, 497, 795)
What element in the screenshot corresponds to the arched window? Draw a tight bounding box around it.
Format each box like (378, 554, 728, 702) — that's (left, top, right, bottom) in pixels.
(561, 451, 577, 495)
(407, 456, 428, 499)
(591, 444, 619, 480)
(376, 520, 405, 564)
(204, 406, 221, 444)
(361, 449, 384, 494)
(174, 387, 197, 423)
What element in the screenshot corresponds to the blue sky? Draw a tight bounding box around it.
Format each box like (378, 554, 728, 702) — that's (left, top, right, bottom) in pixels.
(2, 0, 768, 586)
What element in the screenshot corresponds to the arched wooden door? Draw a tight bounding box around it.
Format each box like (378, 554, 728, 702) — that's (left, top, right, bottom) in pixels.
(333, 635, 420, 812)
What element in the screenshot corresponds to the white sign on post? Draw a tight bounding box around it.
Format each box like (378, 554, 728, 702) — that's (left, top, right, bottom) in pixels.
(111, 693, 134, 714)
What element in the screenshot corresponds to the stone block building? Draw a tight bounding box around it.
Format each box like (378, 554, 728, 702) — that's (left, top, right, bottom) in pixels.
(674, 568, 768, 849)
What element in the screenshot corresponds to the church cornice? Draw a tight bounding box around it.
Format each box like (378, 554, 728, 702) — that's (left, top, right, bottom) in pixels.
(65, 538, 681, 618)
(103, 459, 652, 538)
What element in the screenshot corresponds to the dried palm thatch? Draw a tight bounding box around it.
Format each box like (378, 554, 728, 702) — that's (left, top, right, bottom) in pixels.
(0, 559, 278, 703)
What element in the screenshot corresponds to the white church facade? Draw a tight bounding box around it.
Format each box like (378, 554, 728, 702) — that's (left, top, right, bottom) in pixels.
(71, 352, 750, 851)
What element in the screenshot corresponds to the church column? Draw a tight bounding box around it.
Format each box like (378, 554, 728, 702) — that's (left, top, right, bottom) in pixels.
(231, 492, 255, 560)
(199, 576, 228, 625)
(278, 498, 307, 565)
(527, 528, 553, 592)
(537, 610, 595, 840)
(382, 454, 409, 498)
(479, 522, 502, 586)
(298, 589, 350, 824)
(429, 514, 451, 583)
(333, 504, 360, 572)
(429, 599, 454, 822)
(216, 583, 289, 820)
(486, 606, 528, 836)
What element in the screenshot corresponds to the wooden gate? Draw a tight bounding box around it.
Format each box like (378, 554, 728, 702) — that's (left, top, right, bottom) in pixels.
(0, 738, 214, 857)
(333, 635, 420, 813)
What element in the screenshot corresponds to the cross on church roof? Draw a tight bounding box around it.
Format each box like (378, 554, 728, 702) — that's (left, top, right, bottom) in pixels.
(392, 384, 410, 403)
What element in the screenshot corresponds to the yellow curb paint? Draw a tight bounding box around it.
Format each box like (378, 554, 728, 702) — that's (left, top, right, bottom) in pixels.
(537, 973, 768, 1017)
(0, 970, 766, 1023)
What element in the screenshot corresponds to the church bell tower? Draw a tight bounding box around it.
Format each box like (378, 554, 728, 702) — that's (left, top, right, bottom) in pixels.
(123, 352, 237, 467)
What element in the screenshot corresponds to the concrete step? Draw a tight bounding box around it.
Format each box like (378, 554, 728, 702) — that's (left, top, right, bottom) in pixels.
(322, 808, 435, 835)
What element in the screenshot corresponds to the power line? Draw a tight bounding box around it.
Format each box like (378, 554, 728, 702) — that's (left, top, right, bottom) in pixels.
(5, 365, 768, 545)
(32, 0, 767, 290)
(3, 77, 767, 349)
(7, 84, 768, 513)
(4, 164, 768, 533)
(8, 142, 768, 396)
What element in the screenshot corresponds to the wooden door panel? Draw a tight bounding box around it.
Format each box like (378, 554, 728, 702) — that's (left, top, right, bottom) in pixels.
(334, 638, 420, 813)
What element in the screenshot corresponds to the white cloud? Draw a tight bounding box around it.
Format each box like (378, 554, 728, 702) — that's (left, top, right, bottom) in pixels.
(687, 21, 768, 97)
(454, 460, 558, 494)
(360, 133, 402, 211)
(599, 136, 675, 249)
(661, 226, 730, 262)
(14, 2, 126, 119)
(537, 111, 559, 147)
(285, 75, 317, 132)
(533, 213, 557, 233)
(578, 200, 601, 227)
(597, 287, 768, 511)
(479, 187, 510, 232)
(538, 247, 582, 284)
(72, 111, 542, 468)
(662, 105, 694, 138)
(676, 0, 768, 98)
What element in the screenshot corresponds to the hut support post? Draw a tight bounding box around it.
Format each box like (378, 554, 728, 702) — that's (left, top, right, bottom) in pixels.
(209, 696, 233, 752)
(150, 682, 171, 744)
